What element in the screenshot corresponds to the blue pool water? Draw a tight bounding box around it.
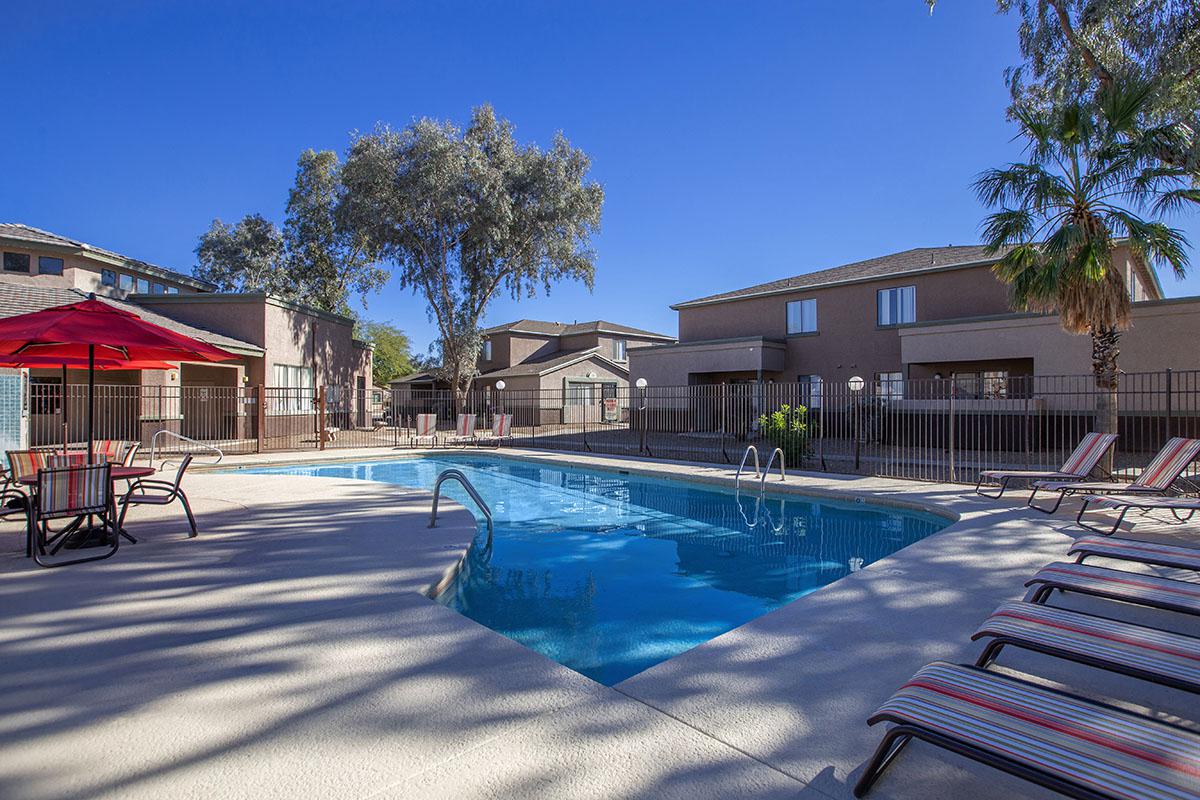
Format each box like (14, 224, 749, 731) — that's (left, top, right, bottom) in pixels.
(240, 455, 948, 684)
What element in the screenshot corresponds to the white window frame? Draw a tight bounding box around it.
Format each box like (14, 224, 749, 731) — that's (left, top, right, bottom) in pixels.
(271, 364, 314, 415)
(482, 340, 492, 361)
(613, 339, 628, 361)
(877, 286, 916, 326)
(786, 298, 817, 334)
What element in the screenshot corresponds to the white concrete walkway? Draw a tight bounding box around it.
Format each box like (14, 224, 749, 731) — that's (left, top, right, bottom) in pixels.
(1, 448, 1197, 799)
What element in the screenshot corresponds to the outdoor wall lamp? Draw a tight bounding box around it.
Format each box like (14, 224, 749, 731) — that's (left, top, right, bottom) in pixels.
(168, 370, 178, 382)
(495, 380, 506, 390)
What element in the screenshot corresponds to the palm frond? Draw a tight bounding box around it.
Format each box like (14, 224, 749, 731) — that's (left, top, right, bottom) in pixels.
(979, 209, 1033, 250)
(1151, 188, 1200, 218)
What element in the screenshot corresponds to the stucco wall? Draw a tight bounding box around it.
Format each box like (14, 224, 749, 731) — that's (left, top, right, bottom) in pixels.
(675, 263, 1012, 384)
(0, 243, 202, 296)
(899, 297, 1200, 376)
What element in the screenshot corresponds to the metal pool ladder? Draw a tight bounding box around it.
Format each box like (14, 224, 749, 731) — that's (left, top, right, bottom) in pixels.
(429, 469, 494, 549)
(761, 447, 786, 490)
(735, 445, 761, 490)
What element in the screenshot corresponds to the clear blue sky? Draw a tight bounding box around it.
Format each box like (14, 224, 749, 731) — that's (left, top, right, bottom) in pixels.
(4, 2, 1198, 354)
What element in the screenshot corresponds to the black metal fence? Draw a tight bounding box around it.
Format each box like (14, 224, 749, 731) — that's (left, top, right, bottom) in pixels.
(21, 369, 1200, 485)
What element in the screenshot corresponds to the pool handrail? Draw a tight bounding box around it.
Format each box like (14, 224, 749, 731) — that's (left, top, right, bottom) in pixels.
(148, 429, 223, 470)
(429, 468, 494, 549)
(736, 445, 761, 490)
(760, 447, 785, 490)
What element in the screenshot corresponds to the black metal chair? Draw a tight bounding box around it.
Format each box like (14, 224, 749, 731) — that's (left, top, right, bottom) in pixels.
(30, 462, 119, 568)
(118, 455, 197, 538)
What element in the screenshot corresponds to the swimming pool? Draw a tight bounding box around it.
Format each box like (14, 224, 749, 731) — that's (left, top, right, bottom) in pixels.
(241, 455, 949, 684)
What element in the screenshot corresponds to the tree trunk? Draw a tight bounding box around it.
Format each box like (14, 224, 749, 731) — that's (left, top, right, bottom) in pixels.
(1091, 325, 1121, 474)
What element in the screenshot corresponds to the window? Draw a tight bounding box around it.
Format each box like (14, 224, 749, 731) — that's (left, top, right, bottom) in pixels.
(38, 256, 64, 275)
(798, 374, 822, 408)
(877, 286, 916, 326)
(482, 340, 492, 361)
(270, 364, 314, 414)
(612, 339, 627, 361)
(151, 282, 166, 294)
(3, 252, 30, 272)
(982, 370, 1009, 399)
(118, 273, 134, 290)
(136, 278, 149, 294)
(786, 298, 817, 334)
(167, 286, 180, 294)
(875, 371, 904, 399)
(101, 269, 116, 287)
(565, 381, 599, 406)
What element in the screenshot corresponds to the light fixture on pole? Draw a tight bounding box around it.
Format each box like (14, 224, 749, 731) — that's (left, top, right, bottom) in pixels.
(635, 378, 649, 455)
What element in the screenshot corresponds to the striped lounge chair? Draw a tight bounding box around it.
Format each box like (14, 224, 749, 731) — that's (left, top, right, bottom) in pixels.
(411, 414, 439, 447)
(972, 601, 1200, 693)
(1069, 535, 1200, 573)
(1029, 437, 1200, 513)
(476, 413, 512, 447)
(31, 463, 118, 568)
(855, 661, 1200, 799)
(974, 432, 1117, 499)
(1074, 493, 1200, 536)
(1025, 561, 1200, 617)
(449, 413, 478, 446)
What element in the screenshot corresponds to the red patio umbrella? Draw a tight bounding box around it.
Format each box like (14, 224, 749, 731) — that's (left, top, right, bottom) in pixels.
(0, 296, 238, 460)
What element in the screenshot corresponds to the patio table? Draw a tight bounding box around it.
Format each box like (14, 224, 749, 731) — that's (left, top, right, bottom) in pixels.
(19, 466, 155, 549)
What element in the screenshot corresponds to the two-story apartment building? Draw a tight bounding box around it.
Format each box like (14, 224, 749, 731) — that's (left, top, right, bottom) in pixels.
(0, 223, 373, 448)
(630, 244, 1200, 398)
(391, 318, 673, 423)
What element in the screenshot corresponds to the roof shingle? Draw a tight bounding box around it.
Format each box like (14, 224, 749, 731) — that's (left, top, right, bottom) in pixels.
(672, 245, 1005, 308)
(481, 318, 672, 339)
(0, 284, 263, 355)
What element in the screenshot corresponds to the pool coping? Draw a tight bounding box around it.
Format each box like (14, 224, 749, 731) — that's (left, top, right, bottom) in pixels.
(203, 446, 962, 523)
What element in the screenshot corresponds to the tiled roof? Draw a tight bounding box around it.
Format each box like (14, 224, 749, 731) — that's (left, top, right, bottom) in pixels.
(481, 318, 673, 340)
(672, 245, 1006, 308)
(0, 223, 216, 291)
(479, 346, 628, 378)
(0, 284, 263, 355)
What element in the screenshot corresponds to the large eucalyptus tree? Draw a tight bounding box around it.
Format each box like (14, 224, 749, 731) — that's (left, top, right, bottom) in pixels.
(337, 105, 604, 405)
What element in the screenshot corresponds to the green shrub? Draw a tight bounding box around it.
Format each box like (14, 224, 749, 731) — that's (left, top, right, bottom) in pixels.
(757, 404, 809, 464)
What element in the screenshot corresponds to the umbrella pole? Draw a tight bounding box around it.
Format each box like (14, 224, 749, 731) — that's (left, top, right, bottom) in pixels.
(61, 363, 68, 455)
(88, 345, 95, 464)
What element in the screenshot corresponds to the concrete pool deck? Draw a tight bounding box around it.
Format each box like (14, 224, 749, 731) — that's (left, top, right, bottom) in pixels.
(0, 447, 1197, 799)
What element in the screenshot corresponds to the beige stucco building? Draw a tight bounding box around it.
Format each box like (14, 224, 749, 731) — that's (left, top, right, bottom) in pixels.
(391, 319, 674, 424)
(630, 243, 1196, 396)
(0, 223, 373, 448)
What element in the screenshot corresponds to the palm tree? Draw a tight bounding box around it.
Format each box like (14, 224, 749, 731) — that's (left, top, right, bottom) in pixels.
(975, 83, 1199, 445)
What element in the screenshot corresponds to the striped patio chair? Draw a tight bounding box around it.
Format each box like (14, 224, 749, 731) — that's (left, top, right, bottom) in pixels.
(31, 463, 118, 568)
(1069, 535, 1200, 573)
(972, 600, 1200, 693)
(476, 413, 512, 447)
(6, 449, 46, 485)
(855, 661, 1200, 799)
(1025, 561, 1200, 617)
(1029, 437, 1200, 513)
(449, 413, 478, 446)
(974, 432, 1116, 498)
(45, 453, 108, 469)
(411, 414, 439, 447)
(1074, 493, 1200, 536)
